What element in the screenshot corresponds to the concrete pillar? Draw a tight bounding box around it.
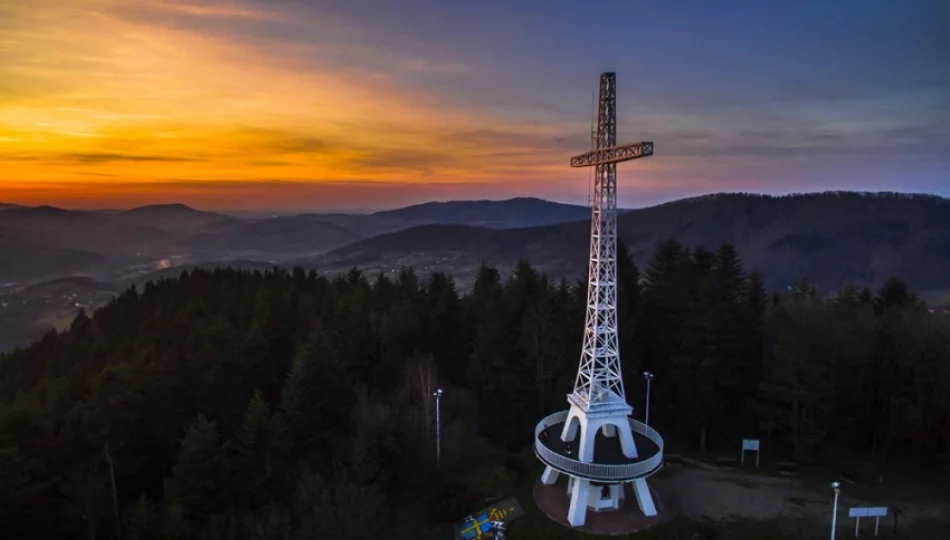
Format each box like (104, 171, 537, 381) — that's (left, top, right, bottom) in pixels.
(632, 478, 657, 516)
(541, 466, 560, 485)
(567, 477, 591, 527)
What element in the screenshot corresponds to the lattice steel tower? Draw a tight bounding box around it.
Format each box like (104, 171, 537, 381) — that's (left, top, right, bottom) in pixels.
(533, 72, 663, 529)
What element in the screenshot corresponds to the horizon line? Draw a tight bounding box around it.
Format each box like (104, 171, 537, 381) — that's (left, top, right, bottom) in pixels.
(2, 188, 948, 214)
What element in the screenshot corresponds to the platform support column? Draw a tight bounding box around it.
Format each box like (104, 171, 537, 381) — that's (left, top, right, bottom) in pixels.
(541, 466, 560, 485)
(632, 478, 657, 517)
(567, 477, 591, 527)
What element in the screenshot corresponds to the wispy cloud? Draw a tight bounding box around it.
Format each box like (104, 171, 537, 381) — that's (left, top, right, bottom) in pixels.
(65, 152, 201, 163)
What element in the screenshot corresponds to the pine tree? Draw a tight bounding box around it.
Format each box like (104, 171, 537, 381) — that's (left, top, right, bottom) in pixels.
(166, 416, 230, 522)
(234, 391, 287, 509)
(466, 264, 520, 445)
(617, 243, 642, 391)
(709, 243, 749, 439)
(161, 503, 186, 540)
(127, 495, 161, 540)
(279, 337, 351, 464)
(425, 273, 466, 386)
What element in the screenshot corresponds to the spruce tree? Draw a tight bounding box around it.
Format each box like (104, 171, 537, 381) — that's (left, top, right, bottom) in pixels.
(166, 416, 230, 522)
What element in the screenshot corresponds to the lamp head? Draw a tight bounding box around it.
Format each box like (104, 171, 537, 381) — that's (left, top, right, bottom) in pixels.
(643, 371, 654, 379)
(434, 388, 443, 398)
(831, 481, 840, 490)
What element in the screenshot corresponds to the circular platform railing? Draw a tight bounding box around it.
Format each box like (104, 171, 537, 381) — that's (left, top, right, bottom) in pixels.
(534, 410, 664, 481)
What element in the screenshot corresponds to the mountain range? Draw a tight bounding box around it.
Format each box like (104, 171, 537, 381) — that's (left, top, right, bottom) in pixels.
(0, 197, 597, 283)
(1, 192, 949, 295)
(2, 191, 948, 353)
(315, 192, 950, 294)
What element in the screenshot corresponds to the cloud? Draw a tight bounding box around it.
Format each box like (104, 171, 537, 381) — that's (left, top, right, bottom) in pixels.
(405, 59, 469, 74)
(441, 129, 573, 149)
(64, 152, 201, 163)
(355, 148, 458, 175)
(144, 0, 284, 20)
(220, 127, 333, 155)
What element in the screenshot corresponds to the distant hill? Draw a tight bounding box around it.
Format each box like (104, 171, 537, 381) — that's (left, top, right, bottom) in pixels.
(0, 234, 108, 282)
(182, 215, 362, 255)
(0, 198, 590, 278)
(128, 259, 281, 287)
(318, 192, 950, 294)
(371, 197, 592, 228)
(0, 203, 22, 211)
(0, 205, 169, 255)
(313, 197, 595, 236)
(4, 193, 949, 294)
(117, 203, 239, 233)
(21, 276, 119, 297)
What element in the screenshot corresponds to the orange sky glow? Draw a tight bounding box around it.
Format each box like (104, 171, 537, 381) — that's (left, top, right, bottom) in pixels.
(0, 0, 611, 210)
(2, 0, 946, 210)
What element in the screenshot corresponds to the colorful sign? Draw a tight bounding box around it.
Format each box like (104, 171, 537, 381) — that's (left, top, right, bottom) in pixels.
(454, 498, 524, 540)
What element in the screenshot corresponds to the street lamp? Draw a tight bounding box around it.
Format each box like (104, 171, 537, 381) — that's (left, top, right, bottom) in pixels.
(642, 371, 654, 427)
(433, 388, 443, 468)
(830, 481, 841, 540)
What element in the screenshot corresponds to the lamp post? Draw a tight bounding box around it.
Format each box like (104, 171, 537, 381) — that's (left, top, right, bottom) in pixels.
(642, 371, 654, 427)
(433, 388, 443, 468)
(830, 481, 841, 540)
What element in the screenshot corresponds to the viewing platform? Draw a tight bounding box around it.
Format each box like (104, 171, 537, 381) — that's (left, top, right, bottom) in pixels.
(534, 411, 664, 482)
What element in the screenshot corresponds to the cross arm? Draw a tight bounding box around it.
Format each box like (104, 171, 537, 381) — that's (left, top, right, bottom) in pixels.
(570, 141, 654, 167)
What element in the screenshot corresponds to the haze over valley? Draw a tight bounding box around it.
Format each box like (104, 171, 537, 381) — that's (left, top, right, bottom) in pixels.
(2, 190, 949, 353)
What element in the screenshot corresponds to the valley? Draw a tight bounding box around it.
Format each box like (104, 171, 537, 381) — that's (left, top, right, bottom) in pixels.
(2, 191, 949, 352)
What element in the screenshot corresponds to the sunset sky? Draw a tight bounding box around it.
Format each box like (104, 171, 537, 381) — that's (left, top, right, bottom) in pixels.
(1, 0, 948, 211)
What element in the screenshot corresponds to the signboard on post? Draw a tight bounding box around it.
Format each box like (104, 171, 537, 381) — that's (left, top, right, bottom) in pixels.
(740, 439, 760, 468)
(849, 506, 888, 537)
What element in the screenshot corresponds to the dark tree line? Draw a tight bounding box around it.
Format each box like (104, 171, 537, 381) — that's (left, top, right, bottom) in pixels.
(1, 240, 948, 539)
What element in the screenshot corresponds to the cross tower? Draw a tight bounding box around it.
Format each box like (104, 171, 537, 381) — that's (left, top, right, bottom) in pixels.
(533, 72, 664, 529)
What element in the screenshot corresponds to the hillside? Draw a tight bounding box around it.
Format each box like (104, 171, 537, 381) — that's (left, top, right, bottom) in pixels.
(0, 275, 120, 353)
(21, 276, 119, 296)
(1, 262, 948, 539)
(117, 203, 239, 233)
(0, 205, 169, 255)
(320, 192, 950, 293)
(182, 215, 361, 254)
(127, 258, 280, 287)
(369, 196, 592, 228)
(0, 234, 108, 282)
(313, 197, 595, 236)
(0, 198, 595, 284)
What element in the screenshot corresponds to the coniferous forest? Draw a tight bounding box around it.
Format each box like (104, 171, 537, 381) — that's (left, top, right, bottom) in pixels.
(1, 240, 949, 540)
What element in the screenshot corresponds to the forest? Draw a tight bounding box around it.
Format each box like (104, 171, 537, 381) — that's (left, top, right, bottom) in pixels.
(1, 239, 948, 540)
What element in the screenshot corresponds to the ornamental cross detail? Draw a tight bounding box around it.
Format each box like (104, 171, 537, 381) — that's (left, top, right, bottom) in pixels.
(569, 72, 654, 410)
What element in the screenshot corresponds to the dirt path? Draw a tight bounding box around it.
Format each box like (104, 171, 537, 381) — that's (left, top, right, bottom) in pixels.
(656, 463, 950, 527)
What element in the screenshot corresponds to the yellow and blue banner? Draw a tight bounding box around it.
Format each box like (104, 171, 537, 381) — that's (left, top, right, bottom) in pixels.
(453, 497, 524, 540)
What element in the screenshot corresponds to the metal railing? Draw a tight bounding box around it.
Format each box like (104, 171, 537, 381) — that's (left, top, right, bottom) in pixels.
(534, 410, 664, 481)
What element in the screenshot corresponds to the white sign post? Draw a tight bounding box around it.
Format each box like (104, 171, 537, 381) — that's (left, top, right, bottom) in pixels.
(740, 439, 760, 468)
(848, 507, 887, 537)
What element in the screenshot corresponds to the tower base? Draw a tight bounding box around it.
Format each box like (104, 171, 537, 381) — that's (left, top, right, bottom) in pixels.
(532, 476, 666, 534)
(546, 471, 656, 526)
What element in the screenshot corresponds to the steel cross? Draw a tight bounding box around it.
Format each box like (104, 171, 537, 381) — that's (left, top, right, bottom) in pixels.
(569, 72, 654, 408)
